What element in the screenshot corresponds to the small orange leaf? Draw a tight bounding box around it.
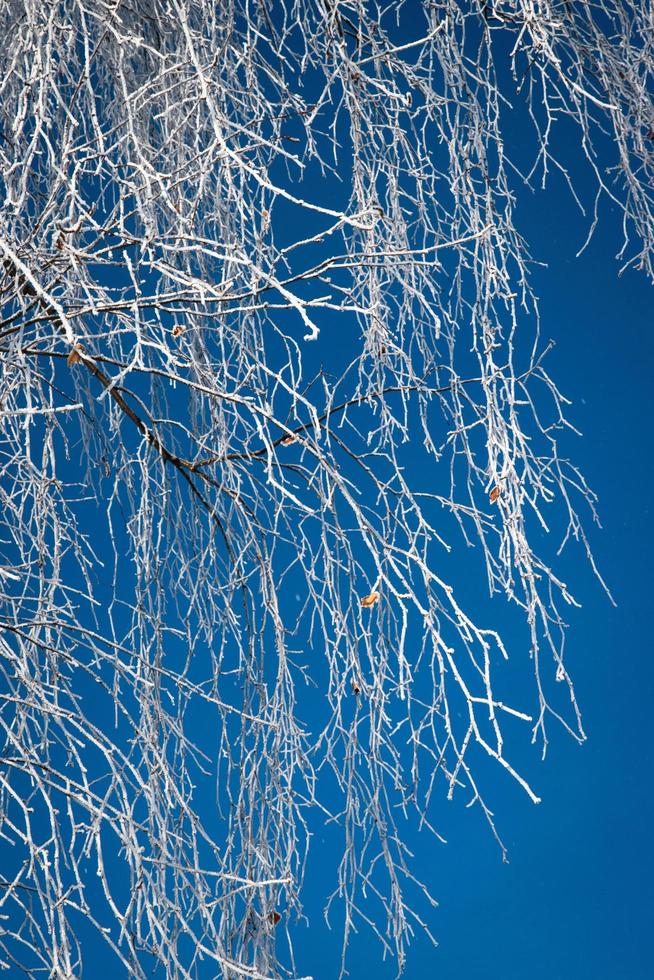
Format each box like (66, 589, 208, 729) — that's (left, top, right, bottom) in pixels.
(360, 591, 380, 608)
(280, 434, 296, 446)
(172, 325, 184, 337)
(268, 911, 282, 926)
(489, 486, 500, 504)
(67, 345, 84, 367)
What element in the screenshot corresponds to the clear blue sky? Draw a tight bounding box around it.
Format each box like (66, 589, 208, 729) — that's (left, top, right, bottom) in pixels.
(289, 168, 654, 980)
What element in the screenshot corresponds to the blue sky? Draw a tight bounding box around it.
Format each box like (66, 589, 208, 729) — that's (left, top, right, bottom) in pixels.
(287, 168, 654, 980)
(269, 24, 654, 968)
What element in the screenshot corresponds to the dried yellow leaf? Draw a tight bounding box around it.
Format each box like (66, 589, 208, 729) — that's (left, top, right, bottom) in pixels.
(360, 591, 380, 608)
(489, 486, 500, 503)
(67, 345, 84, 367)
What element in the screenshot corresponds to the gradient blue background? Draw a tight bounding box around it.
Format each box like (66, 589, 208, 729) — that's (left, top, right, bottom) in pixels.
(287, 180, 654, 980)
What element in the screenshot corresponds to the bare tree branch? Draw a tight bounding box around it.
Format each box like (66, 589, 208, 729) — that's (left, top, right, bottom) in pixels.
(0, 1, 650, 977)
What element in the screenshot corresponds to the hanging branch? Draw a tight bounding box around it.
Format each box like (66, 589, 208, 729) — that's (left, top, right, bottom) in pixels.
(0, 1, 650, 977)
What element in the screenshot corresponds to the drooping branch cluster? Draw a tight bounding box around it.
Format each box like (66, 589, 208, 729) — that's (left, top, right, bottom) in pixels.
(0, 2, 650, 977)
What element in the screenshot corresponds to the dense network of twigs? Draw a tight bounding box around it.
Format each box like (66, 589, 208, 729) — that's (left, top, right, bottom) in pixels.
(0, 1, 652, 977)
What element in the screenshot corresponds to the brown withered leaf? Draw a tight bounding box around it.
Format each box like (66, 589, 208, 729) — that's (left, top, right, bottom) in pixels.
(172, 325, 184, 337)
(67, 345, 84, 367)
(360, 591, 380, 608)
(351, 679, 361, 696)
(280, 434, 296, 446)
(268, 911, 282, 926)
(489, 486, 501, 504)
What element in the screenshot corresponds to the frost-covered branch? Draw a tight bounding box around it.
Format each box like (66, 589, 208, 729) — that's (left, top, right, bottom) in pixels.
(0, 1, 650, 977)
